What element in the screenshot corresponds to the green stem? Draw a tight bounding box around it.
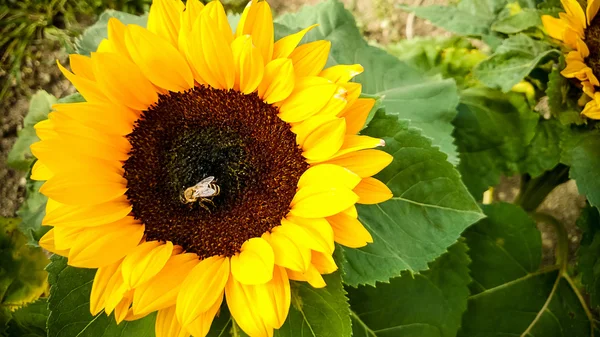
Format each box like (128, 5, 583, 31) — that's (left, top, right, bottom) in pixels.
(514, 164, 570, 212)
(531, 212, 569, 271)
(563, 273, 597, 335)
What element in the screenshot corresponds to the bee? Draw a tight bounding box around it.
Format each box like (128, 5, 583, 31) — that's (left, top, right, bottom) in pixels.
(181, 176, 220, 211)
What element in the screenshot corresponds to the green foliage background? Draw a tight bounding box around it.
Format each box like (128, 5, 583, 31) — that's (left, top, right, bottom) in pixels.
(4, 0, 600, 336)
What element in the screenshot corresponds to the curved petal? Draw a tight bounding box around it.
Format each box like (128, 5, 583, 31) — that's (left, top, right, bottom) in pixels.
(147, 0, 185, 47)
(90, 259, 123, 315)
(231, 35, 265, 94)
(264, 228, 310, 272)
(236, 0, 274, 63)
(341, 98, 376, 135)
(289, 40, 331, 77)
(285, 216, 334, 254)
(155, 306, 190, 337)
(273, 24, 318, 59)
(290, 186, 358, 218)
(225, 277, 272, 337)
(326, 212, 373, 248)
(176, 256, 229, 326)
(297, 164, 361, 190)
(257, 58, 295, 104)
(121, 240, 174, 288)
(354, 177, 393, 204)
(320, 64, 363, 84)
(302, 118, 347, 161)
(325, 149, 393, 178)
(230, 237, 275, 285)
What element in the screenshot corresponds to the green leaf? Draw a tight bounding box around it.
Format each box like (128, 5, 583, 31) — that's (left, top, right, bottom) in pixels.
(453, 87, 539, 198)
(354, 46, 461, 164)
(520, 118, 564, 178)
(7, 90, 57, 170)
(561, 128, 600, 209)
(17, 178, 47, 246)
(47, 255, 156, 337)
(386, 37, 487, 90)
(491, 9, 542, 34)
(3, 299, 49, 337)
(349, 241, 471, 337)
(474, 34, 559, 92)
(275, 0, 461, 163)
(458, 203, 593, 337)
(0, 218, 48, 311)
(341, 111, 483, 286)
(76, 10, 148, 56)
(546, 58, 585, 125)
(274, 273, 351, 337)
(577, 205, 600, 309)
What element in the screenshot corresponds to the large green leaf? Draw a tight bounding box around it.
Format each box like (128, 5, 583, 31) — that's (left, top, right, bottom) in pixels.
(545, 60, 585, 125)
(349, 242, 471, 337)
(576, 205, 600, 309)
(458, 203, 594, 336)
(474, 34, 560, 92)
(274, 273, 351, 337)
(520, 118, 563, 178)
(341, 111, 483, 286)
(17, 178, 47, 246)
(561, 128, 600, 209)
(47, 256, 156, 337)
(76, 10, 148, 56)
(276, 0, 461, 164)
(7, 90, 57, 170)
(491, 9, 542, 34)
(453, 87, 539, 198)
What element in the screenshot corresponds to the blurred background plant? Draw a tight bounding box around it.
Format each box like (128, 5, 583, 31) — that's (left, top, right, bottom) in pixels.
(0, 0, 152, 103)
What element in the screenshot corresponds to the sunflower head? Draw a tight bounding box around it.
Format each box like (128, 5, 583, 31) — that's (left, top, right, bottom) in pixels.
(542, 0, 600, 119)
(33, 0, 393, 336)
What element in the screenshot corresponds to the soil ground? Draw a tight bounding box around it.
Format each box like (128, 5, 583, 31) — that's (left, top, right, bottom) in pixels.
(0, 0, 585, 262)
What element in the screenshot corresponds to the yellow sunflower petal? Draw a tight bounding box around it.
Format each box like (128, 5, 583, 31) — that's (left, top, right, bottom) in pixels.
(133, 253, 199, 315)
(230, 237, 275, 285)
(589, 0, 600, 24)
(320, 64, 364, 83)
(337, 82, 361, 112)
(104, 264, 129, 314)
(38, 229, 69, 256)
(69, 54, 95, 80)
(176, 256, 229, 326)
(263, 230, 310, 272)
(313, 86, 348, 118)
(90, 259, 123, 315)
(92, 52, 158, 110)
(68, 219, 144, 268)
(204, 0, 234, 44)
(327, 212, 373, 248)
(253, 266, 290, 329)
(33, 119, 56, 141)
(57, 61, 106, 102)
(290, 186, 359, 218)
(354, 177, 393, 204)
(197, 11, 236, 89)
(562, 0, 586, 31)
(291, 115, 337, 147)
(297, 164, 361, 190)
(43, 198, 131, 227)
(232, 35, 265, 94)
(302, 118, 346, 161)
(156, 306, 190, 337)
(341, 98, 375, 134)
(257, 58, 295, 104)
(122, 240, 174, 288)
(53, 226, 83, 250)
(185, 295, 223, 337)
(272, 24, 318, 59)
(277, 77, 337, 123)
(311, 250, 337, 274)
(225, 277, 272, 337)
(542, 15, 568, 41)
(52, 102, 137, 136)
(125, 25, 194, 92)
(40, 170, 127, 206)
(286, 264, 326, 288)
(114, 295, 133, 324)
(236, 0, 273, 63)
(325, 149, 393, 178)
(285, 216, 335, 254)
(583, 97, 600, 118)
(107, 18, 131, 59)
(327, 135, 386, 159)
(342, 205, 358, 218)
(289, 40, 331, 77)
(147, 0, 184, 47)
(279, 218, 332, 254)
(31, 161, 52, 181)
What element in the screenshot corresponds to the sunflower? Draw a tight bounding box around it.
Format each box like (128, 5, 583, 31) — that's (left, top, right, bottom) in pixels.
(32, 0, 393, 336)
(542, 0, 600, 118)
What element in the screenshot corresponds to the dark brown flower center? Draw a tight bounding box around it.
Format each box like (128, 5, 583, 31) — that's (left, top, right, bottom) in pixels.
(585, 14, 600, 76)
(123, 86, 308, 258)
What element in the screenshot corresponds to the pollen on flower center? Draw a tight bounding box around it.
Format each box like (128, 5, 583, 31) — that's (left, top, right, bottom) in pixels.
(586, 15, 600, 76)
(123, 86, 309, 258)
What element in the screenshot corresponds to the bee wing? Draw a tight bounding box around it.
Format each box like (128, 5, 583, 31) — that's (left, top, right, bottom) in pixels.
(193, 186, 217, 197)
(198, 176, 215, 185)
